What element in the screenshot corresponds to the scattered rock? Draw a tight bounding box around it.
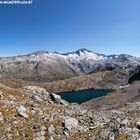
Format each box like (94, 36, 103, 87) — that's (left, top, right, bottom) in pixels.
(0, 112, 4, 122)
(48, 124, 55, 135)
(121, 119, 129, 128)
(63, 131, 69, 138)
(64, 117, 79, 132)
(136, 121, 140, 130)
(49, 136, 54, 140)
(0, 84, 140, 139)
(17, 105, 28, 119)
(50, 93, 61, 101)
(0, 92, 4, 100)
(50, 93, 68, 105)
(33, 136, 46, 140)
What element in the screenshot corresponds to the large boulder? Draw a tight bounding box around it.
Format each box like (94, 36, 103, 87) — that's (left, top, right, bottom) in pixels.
(64, 117, 79, 132)
(17, 105, 28, 119)
(50, 93, 68, 105)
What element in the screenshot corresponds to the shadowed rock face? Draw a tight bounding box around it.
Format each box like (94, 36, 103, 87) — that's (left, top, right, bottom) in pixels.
(129, 66, 140, 83)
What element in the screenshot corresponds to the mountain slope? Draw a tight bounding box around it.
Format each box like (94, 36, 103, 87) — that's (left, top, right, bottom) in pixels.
(37, 68, 129, 93)
(0, 49, 139, 82)
(59, 48, 140, 74)
(129, 66, 140, 83)
(82, 81, 140, 109)
(0, 83, 140, 139)
(0, 52, 79, 82)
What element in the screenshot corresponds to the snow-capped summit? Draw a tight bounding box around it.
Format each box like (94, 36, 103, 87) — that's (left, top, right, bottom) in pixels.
(57, 49, 140, 74)
(0, 48, 139, 81)
(62, 48, 91, 55)
(61, 48, 107, 61)
(9, 48, 140, 74)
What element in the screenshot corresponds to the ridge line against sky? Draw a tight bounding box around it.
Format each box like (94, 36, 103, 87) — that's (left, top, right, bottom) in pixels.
(0, 48, 139, 58)
(0, 0, 140, 56)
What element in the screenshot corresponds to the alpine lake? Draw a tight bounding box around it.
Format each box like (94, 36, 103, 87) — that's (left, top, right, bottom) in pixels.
(58, 89, 112, 104)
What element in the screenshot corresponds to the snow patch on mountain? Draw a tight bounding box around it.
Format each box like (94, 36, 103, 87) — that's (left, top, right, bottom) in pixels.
(58, 49, 140, 74)
(0, 48, 140, 75)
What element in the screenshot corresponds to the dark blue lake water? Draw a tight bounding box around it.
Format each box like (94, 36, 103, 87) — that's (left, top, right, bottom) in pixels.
(58, 89, 111, 104)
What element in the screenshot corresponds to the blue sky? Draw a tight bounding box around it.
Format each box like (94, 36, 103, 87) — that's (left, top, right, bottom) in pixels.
(0, 0, 140, 56)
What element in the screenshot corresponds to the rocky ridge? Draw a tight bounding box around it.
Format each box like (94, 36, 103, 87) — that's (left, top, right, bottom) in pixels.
(0, 52, 78, 82)
(0, 49, 139, 82)
(0, 68, 129, 93)
(60, 48, 140, 74)
(0, 83, 140, 139)
(40, 69, 129, 93)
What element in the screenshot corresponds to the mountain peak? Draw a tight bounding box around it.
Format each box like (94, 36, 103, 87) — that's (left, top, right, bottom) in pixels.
(62, 48, 93, 56)
(29, 51, 49, 55)
(76, 48, 92, 53)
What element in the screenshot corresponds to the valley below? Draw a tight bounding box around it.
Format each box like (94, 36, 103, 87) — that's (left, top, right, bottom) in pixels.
(0, 49, 140, 139)
(0, 79, 140, 140)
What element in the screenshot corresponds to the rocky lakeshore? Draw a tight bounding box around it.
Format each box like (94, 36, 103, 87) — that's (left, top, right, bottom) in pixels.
(0, 83, 140, 139)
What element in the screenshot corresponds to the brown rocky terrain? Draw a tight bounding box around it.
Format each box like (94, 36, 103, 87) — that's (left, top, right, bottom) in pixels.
(0, 69, 128, 93)
(0, 52, 79, 82)
(0, 65, 139, 140)
(1, 66, 140, 139)
(38, 69, 129, 93)
(0, 83, 140, 139)
(82, 81, 140, 110)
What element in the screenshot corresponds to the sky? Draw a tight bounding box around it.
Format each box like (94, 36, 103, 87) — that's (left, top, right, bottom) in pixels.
(0, 0, 140, 56)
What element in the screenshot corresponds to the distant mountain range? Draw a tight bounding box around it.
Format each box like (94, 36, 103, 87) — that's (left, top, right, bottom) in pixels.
(0, 48, 140, 82)
(60, 48, 140, 74)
